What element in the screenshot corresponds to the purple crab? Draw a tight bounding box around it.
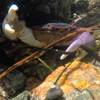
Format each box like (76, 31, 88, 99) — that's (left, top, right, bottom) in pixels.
(60, 32, 95, 60)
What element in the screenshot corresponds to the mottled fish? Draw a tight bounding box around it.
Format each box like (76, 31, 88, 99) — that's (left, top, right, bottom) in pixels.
(42, 23, 68, 30)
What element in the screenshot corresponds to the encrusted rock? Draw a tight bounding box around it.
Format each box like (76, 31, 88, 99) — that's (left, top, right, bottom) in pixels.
(31, 60, 100, 100)
(0, 70, 26, 98)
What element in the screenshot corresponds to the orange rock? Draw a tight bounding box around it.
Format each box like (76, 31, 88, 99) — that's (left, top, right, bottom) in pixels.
(61, 80, 74, 94)
(31, 60, 100, 99)
(72, 80, 90, 90)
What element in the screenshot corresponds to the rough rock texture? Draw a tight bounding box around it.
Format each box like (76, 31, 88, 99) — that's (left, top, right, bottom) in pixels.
(77, 0, 100, 27)
(0, 70, 26, 98)
(88, 0, 100, 6)
(10, 91, 31, 100)
(31, 60, 100, 100)
(15, 0, 75, 26)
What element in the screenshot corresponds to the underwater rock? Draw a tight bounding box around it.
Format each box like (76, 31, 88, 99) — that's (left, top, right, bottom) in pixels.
(36, 4, 50, 15)
(88, 0, 100, 7)
(3, 0, 74, 26)
(74, 0, 89, 13)
(45, 85, 64, 100)
(0, 70, 26, 98)
(31, 60, 100, 100)
(10, 90, 31, 100)
(76, 0, 100, 27)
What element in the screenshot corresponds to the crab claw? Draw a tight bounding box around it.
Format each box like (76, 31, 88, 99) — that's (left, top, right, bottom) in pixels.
(60, 32, 94, 60)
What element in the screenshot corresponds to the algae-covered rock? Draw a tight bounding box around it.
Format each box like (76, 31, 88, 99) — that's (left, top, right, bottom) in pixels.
(10, 91, 31, 100)
(0, 70, 26, 98)
(31, 60, 100, 100)
(76, 0, 100, 27)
